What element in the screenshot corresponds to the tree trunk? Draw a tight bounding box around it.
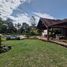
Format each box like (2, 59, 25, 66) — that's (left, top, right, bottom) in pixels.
(0, 36, 1, 46)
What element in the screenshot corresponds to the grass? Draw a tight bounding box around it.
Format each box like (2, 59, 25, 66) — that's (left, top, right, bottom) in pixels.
(0, 39, 67, 67)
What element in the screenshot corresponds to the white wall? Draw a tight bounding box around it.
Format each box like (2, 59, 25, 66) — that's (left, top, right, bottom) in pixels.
(42, 30, 47, 37)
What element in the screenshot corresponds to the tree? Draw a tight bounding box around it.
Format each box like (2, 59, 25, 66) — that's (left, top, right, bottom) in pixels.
(0, 24, 7, 33)
(14, 23, 21, 34)
(5, 18, 17, 34)
(15, 23, 21, 30)
(0, 35, 1, 46)
(30, 16, 36, 27)
(0, 18, 7, 33)
(0, 18, 17, 34)
(30, 16, 38, 36)
(20, 23, 30, 34)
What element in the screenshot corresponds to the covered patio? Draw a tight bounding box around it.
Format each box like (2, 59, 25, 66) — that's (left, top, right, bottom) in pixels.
(37, 18, 67, 41)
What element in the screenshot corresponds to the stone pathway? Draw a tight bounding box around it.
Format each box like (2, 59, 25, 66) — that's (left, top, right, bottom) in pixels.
(50, 39, 67, 47)
(37, 36, 67, 47)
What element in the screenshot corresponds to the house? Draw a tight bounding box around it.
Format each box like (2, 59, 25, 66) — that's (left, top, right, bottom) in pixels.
(37, 18, 67, 41)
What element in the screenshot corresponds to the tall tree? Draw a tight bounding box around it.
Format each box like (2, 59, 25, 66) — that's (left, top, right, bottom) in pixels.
(5, 18, 17, 34)
(14, 23, 21, 34)
(0, 18, 7, 33)
(20, 23, 30, 34)
(30, 16, 36, 27)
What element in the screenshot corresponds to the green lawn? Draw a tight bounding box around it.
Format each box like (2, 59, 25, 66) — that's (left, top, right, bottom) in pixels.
(0, 39, 67, 67)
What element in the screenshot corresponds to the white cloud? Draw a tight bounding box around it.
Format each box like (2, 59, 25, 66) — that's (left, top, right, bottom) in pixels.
(34, 12, 55, 19)
(10, 12, 55, 26)
(0, 0, 31, 20)
(32, 12, 55, 25)
(0, 0, 55, 26)
(10, 13, 31, 25)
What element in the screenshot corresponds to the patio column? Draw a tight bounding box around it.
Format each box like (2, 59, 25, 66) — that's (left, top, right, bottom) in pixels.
(51, 27, 53, 39)
(47, 27, 49, 41)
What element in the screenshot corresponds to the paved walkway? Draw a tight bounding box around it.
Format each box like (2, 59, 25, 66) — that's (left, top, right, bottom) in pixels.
(37, 36, 67, 47)
(36, 36, 47, 40)
(50, 39, 67, 47)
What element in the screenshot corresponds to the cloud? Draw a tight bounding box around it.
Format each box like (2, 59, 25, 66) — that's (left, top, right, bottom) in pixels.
(34, 12, 55, 19)
(0, 0, 31, 20)
(0, 0, 55, 26)
(32, 12, 55, 25)
(10, 13, 31, 25)
(10, 12, 55, 26)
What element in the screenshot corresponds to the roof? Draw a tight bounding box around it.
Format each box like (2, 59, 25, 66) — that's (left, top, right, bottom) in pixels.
(37, 18, 67, 29)
(40, 18, 63, 27)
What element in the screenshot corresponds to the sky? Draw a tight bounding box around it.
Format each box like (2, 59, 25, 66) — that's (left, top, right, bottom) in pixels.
(0, 0, 67, 25)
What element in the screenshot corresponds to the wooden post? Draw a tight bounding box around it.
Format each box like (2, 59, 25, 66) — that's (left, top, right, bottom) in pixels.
(51, 27, 53, 39)
(47, 27, 49, 41)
